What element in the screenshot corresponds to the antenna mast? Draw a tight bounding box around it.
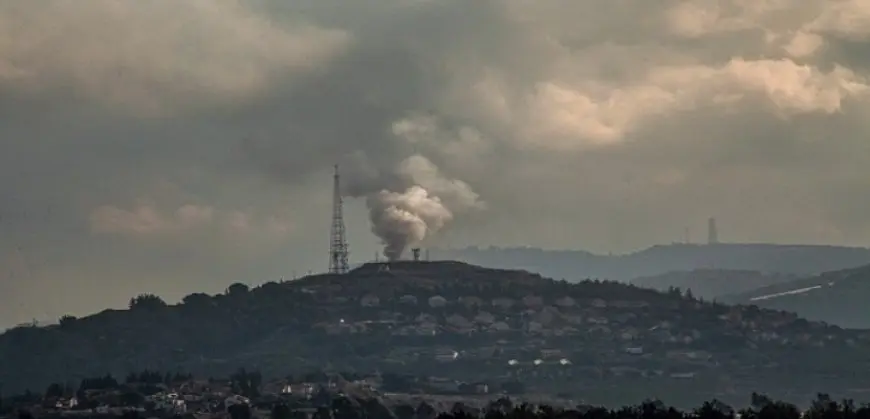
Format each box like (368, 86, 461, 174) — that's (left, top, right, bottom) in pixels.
(329, 165, 350, 274)
(707, 217, 719, 245)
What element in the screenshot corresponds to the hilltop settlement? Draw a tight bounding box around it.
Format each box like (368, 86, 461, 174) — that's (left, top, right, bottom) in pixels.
(2, 261, 870, 409)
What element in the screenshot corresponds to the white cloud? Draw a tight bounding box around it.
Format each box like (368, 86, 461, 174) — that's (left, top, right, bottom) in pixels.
(807, 0, 870, 41)
(505, 58, 869, 150)
(782, 31, 825, 57)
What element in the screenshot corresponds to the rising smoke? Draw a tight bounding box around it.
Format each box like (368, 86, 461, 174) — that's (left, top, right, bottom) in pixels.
(348, 154, 485, 261)
(366, 186, 451, 261)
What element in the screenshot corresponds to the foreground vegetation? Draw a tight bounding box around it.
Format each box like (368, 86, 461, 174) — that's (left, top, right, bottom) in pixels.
(5, 390, 870, 419)
(2, 370, 870, 419)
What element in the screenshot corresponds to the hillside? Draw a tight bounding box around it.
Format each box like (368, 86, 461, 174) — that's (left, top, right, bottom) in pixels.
(722, 264, 870, 329)
(630, 270, 800, 300)
(3, 261, 870, 407)
(431, 244, 870, 282)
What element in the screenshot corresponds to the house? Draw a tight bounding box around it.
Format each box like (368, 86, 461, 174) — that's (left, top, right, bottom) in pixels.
(540, 349, 562, 358)
(459, 296, 484, 307)
(610, 300, 649, 309)
(224, 395, 250, 409)
(587, 317, 609, 325)
(526, 321, 544, 334)
(459, 382, 489, 394)
(533, 307, 559, 325)
(490, 322, 510, 332)
(399, 295, 418, 305)
(434, 348, 459, 362)
(609, 366, 643, 377)
(427, 377, 460, 393)
(282, 383, 315, 396)
(491, 298, 515, 309)
(428, 295, 448, 308)
(522, 295, 544, 308)
(446, 314, 473, 329)
(54, 397, 78, 410)
(473, 311, 495, 324)
(416, 313, 438, 323)
(666, 350, 712, 361)
(554, 326, 580, 336)
(619, 329, 640, 341)
(554, 296, 576, 308)
(417, 322, 439, 335)
(360, 294, 380, 307)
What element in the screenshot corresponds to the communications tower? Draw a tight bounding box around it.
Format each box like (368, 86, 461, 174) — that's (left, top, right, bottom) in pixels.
(707, 217, 719, 245)
(329, 165, 350, 274)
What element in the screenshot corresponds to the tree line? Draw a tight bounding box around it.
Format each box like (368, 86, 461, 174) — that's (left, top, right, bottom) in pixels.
(5, 369, 870, 419)
(252, 394, 870, 419)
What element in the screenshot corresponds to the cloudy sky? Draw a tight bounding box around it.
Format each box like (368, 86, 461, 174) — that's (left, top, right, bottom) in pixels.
(2, 0, 870, 326)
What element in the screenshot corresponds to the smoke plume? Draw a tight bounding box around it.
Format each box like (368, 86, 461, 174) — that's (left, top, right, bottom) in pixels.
(353, 154, 484, 261)
(366, 187, 451, 261)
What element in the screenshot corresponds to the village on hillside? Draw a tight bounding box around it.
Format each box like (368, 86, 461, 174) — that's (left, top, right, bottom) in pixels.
(3, 262, 870, 410)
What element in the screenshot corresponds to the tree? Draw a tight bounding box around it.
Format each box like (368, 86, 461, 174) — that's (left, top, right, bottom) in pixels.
(44, 383, 64, 399)
(227, 283, 250, 296)
(394, 404, 416, 419)
(684, 288, 694, 301)
(271, 404, 292, 419)
(750, 392, 773, 410)
(694, 400, 733, 419)
(487, 398, 513, 413)
(182, 293, 211, 307)
(451, 402, 471, 416)
(230, 368, 261, 399)
(58, 315, 77, 328)
(129, 294, 167, 311)
(119, 391, 145, 407)
(228, 404, 252, 419)
(313, 406, 332, 419)
(416, 402, 436, 419)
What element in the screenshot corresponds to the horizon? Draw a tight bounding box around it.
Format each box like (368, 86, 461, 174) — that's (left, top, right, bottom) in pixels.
(4, 240, 870, 330)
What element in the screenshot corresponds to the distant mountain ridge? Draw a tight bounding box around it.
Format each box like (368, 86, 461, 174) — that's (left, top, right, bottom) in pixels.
(431, 243, 870, 282)
(722, 263, 870, 329)
(630, 269, 800, 300)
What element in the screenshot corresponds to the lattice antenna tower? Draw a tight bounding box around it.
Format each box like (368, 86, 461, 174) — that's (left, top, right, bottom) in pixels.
(707, 217, 719, 245)
(329, 164, 350, 274)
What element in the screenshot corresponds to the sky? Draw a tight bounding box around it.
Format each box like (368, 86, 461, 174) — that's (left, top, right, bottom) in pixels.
(3, 0, 870, 326)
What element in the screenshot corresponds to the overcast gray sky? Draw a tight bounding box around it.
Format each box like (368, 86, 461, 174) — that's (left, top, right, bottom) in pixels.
(3, 0, 870, 326)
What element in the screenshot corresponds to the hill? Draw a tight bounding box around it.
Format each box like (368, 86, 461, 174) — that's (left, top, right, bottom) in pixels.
(431, 244, 870, 282)
(630, 270, 800, 300)
(3, 261, 870, 407)
(722, 264, 870, 329)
